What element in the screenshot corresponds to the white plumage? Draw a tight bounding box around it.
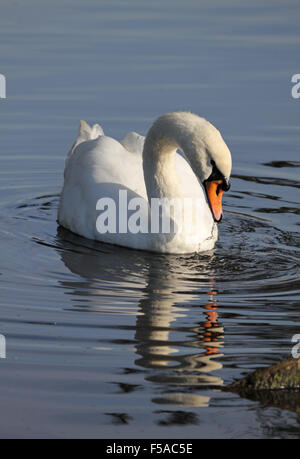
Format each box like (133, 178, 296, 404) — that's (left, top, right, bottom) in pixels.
(58, 112, 232, 253)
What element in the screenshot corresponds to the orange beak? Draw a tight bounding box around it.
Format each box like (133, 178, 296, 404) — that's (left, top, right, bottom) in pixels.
(204, 180, 224, 222)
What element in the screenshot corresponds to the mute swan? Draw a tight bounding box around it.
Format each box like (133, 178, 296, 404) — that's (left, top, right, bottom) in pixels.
(58, 112, 232, 253)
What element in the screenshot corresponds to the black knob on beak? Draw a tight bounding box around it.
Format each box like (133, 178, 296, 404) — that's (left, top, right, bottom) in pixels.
(221, 178, 230, 192)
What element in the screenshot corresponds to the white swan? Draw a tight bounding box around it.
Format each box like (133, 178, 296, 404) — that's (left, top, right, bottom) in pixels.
(58, 112, 232, 254)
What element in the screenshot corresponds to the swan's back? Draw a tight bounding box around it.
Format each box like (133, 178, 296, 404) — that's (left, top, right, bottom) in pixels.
(59, 122, 148, 241)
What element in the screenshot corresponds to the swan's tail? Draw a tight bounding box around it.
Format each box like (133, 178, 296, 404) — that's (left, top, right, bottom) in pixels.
(67, 120, 104, 159)
(78, 119, 104, 141)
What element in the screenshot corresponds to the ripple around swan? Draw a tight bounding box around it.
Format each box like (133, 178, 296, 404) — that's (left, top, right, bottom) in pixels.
(6, 191, 300, 292)
(1, 190, 299, 321)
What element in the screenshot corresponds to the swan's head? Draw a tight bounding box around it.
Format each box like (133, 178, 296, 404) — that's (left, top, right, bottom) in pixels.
(178, 113, 232, 222)
(144, 111, 232, 222)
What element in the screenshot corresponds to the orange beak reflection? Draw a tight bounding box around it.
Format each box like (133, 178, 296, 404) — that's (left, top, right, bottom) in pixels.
(205, 180, 224, 222)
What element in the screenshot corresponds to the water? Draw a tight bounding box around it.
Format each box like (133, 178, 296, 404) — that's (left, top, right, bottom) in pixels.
(0, 0, 300, 439)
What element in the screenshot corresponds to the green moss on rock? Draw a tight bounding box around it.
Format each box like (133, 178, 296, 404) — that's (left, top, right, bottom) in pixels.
(224, 357, 300, 413)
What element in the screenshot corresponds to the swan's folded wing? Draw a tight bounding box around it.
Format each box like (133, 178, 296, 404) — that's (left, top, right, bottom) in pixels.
(120, 131, 145, 155)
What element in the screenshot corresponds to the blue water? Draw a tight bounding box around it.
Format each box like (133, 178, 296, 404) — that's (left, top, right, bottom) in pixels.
(0, 0, 299, 438)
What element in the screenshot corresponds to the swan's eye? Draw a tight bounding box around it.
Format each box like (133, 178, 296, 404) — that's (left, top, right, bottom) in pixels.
(207, 160, 223, 182)
(206, 161, 230, 192)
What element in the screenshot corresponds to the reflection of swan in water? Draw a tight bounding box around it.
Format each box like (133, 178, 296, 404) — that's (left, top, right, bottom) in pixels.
(135, 265, 224, 407)
(57, 228, 224, 407)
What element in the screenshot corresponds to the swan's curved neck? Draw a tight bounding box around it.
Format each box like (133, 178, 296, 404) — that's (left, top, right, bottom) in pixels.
(142, 113, 198, 201)
(143, 138, 181, 200)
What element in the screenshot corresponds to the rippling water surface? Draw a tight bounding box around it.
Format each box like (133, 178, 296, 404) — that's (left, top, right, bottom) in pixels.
(0, 0, 300, 438)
